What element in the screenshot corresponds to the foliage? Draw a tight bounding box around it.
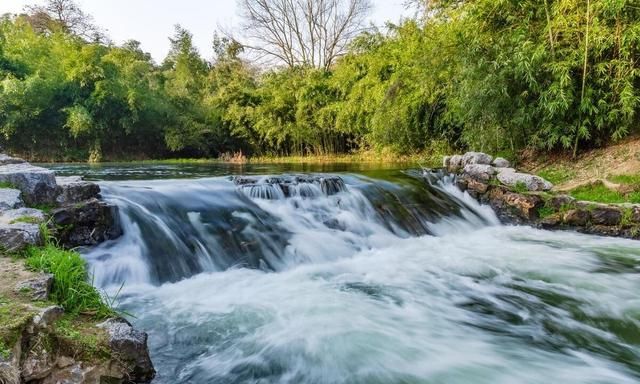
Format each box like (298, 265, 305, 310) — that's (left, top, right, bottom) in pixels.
(0, 0, 639, 161)
(570, 182, 640, 203)
(24, 244, 114, 317)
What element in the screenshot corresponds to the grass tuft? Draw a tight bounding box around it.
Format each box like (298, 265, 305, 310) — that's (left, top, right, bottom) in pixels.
(24, 245, 114, 318)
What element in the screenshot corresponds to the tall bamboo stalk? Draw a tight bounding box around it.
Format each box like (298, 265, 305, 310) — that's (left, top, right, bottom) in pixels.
(573, 0, 590, 158)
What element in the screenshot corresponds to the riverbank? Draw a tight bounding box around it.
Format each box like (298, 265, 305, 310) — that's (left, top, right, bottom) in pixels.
(441, 152, 640, 240)
(0, 154, 154, 384)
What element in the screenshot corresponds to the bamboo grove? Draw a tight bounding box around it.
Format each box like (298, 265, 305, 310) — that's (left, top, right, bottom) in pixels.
(0, 0, 639, 161)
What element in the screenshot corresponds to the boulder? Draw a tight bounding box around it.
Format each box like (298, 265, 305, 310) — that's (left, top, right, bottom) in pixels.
(51, 198, 122, 247)
(496, 169, 553, 191)
(462, 164, 496, 183)
(55, 176, 100, 206)
(0, 189, 24, 211)
(15, 273, 53, 301)
(487, 187, 544, 223)
(0, 223, 41, 252)
(447, 155, 463, 173)
(492, 157, 511, 168)
(563, 209, 590, 226)
(590, 206, 622, 226)
(0, 163, 58, 206)
(462, 152, 493, 166)
(98, 318, 155, 383)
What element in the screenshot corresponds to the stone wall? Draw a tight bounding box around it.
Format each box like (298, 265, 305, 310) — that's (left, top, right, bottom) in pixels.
(440, 152, 640, 240)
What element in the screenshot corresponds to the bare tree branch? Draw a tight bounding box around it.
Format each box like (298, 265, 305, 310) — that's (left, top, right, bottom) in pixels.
(238, 0, 372, 70)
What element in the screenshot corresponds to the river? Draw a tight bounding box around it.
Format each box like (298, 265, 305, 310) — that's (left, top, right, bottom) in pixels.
(48, 163, 640, 384)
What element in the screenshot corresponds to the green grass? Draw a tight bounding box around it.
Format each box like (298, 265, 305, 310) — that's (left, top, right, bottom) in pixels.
(24, 245, 114, 318)
(537, 166, 576, 185)
(609, 174, 640, 186)
(569, 183, 640, 204)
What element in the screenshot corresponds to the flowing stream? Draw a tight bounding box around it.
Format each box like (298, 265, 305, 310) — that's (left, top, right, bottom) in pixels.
(50, 163, 640, 384)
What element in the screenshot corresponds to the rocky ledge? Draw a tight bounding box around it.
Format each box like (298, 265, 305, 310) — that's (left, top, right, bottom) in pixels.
(439, 152, 640, 240)
(0, 154, 154, 383)
(0, 259, 155, 384)
(0, 155, 122, 251)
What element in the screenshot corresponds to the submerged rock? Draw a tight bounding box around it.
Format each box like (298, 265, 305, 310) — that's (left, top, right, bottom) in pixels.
(98, 318, 156, 383)
(0, 163, 58, 205)
(51, 198, 122, 248)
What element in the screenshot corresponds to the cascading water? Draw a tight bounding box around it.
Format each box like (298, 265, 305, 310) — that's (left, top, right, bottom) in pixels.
(52, 164, 639, 384)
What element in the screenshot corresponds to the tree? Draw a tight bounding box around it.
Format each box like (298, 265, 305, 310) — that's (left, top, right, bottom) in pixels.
(24, 0, 104, 41)
(238, 0, 372, 70)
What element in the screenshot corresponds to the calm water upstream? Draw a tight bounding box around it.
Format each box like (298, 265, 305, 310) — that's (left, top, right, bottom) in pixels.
(48, 162, 640, 384)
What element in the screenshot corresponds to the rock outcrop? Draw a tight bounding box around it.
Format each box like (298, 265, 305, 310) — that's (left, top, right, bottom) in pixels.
(51, 198, 122, 247)
(439, 151, 640, 240)
(0, 154, 154, 384)
(0, 154, 122, 249)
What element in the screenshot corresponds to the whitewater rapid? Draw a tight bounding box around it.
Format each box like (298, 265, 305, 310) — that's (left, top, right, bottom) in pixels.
(75, 170, 639, 383)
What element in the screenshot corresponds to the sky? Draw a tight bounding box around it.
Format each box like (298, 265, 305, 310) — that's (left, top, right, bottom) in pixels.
(0, 0, 409, 63)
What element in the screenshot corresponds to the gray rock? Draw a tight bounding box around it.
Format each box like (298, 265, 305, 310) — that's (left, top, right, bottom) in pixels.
(462, 164, 497, 183)
(0, 163, 58, 205)
(51, 199, 122, 248)
(492, 157, 511, 168)
(496, 169, 553, 191)
(0, 361, 20, 384)
(21, 345, 54, 382)
(564, 209, 590, 226)
(0, 189, 23, 211)
(55, 177, 100, 206)
(32, 306, 64, 330)
(0, 208, 46, 225)
(447, 155, 463, 173)
(0, 223, 41, 252)
(590, 206, 622, 226)
(0, 154, 26, 166)
(462, 152, 493, 166)
(98, 318, 155, 383)
(15, 273, 53, 301)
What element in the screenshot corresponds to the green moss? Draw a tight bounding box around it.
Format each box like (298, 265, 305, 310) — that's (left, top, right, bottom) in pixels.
(30, 204, 56, 214)
(9, 216, 41, 225)
(24, 245, 115, 318)
(0, 181, 17, 189)
(0, 296, 33, 355)
(0, 341, 10, 359)
(55, 316, 111, 362)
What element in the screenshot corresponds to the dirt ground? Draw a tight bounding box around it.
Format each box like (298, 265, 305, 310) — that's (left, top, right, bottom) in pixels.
(520, 136, 640, 191)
